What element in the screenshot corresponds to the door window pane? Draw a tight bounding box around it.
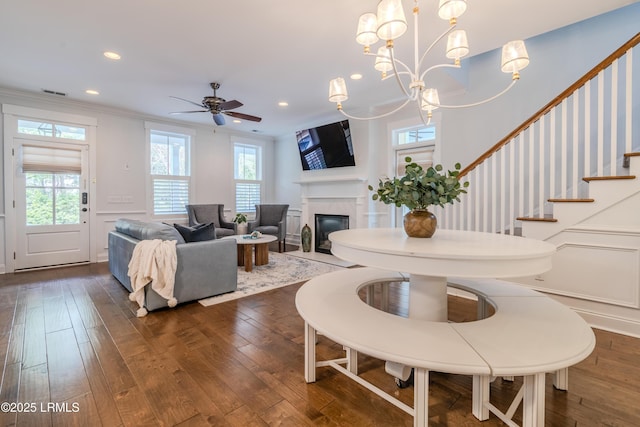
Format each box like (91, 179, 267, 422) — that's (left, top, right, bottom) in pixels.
(25, 172, 80, 226)
(26, 187, 53, 225)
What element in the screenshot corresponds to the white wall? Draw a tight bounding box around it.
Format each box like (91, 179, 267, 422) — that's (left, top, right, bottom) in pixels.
(0, 88, 274, 268)
(274, 3, 640, 232)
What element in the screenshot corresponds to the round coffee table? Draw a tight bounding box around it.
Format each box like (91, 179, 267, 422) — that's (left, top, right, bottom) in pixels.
(222, 234, 277, 272)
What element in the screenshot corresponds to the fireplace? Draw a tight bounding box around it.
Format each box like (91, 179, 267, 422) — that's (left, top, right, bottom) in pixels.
(315, 214, 349, 254)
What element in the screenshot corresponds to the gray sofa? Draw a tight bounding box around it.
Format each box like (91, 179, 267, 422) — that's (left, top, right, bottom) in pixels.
(108, 219, 237, 311)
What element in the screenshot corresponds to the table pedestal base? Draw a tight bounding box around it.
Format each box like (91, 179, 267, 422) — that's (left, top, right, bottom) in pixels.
(408, 274, 448, 322)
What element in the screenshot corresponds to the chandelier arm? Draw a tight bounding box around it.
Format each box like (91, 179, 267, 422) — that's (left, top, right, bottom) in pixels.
(337, 98, 413, 121)
(418, 25, 456, 71)
(419, 63, 461, 82)
(364, 52, 413, 77)
(427, 80, 518, 109)
(416, 102, 432, 127)
(389, 47, 414, 99)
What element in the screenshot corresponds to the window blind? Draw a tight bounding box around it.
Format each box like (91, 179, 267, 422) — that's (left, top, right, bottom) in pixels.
(22, 145, 81, 173)
(153, 177, 189, 215)
(235, 182, 261, 212)
(396, 148, 434, 176)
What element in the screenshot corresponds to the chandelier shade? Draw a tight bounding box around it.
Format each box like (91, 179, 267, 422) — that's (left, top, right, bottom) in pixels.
(328, 0, 530, 126)
(356, 13, 379, 50)
(328, 78, 348, 103)
(376, 0, 408, 41)
(446, 29, 469, 61)
(421, 88, 440, 113)
(501, 40, 530, 74)
(374, 46, 393, 73)
(438, 0, 467, 23)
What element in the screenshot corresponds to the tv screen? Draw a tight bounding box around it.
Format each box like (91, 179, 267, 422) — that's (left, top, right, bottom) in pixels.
(296, 120, 355, 170)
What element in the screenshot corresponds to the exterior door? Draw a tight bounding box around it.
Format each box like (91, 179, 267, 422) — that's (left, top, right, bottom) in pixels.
(14, 139, 90, 269)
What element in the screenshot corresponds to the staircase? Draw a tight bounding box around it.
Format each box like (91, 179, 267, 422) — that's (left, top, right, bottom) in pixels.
(433, 33, 640, 337)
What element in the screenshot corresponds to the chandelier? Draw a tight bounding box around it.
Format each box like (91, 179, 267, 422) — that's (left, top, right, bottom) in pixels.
(328, 0, 530, 125)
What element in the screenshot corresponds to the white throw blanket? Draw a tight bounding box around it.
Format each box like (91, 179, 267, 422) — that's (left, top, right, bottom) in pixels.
(127, 239, 178, 317)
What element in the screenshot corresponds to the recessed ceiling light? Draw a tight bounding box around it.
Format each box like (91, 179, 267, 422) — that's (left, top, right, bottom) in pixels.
(233, 119, 242, 124)
(350, 73, 363, 80)
(278, 101, 289, 107)
(103, 51, 121, 60)
(85, 89, 100, 95)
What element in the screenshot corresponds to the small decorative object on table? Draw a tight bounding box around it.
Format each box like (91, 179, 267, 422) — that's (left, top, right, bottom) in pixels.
(244, 230, 262, 240)
(369, 156, 469, 238)
(301, 224, 312, 252)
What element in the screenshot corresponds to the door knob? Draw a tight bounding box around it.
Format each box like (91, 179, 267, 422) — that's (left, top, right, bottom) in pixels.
(82, 208, 88, 212)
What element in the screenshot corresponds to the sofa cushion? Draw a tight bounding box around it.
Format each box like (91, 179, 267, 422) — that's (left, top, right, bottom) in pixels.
(115, 219, 185, 244)
(174, 223, 217, 242)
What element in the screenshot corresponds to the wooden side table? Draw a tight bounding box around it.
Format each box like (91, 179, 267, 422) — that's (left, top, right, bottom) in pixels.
(222, 234, 277, 272)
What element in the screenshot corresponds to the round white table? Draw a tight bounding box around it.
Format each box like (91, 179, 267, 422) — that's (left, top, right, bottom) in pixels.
(329, 228, 556, 321)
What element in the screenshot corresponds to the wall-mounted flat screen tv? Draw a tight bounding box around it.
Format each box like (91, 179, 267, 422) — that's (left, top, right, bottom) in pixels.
(296, 120, 355, 170)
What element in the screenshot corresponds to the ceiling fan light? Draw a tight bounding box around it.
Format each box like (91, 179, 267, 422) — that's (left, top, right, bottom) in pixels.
(501, 40, 530, 74)
(376, 0, 407, 41)
(446, 29, 469, 60)
(356, 13, 379, 48)
(329, 78, 349, 103)
(438, 0, 467, 23)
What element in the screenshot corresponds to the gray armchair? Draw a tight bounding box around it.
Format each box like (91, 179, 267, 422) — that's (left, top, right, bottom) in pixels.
(248, 204, 289, 252)
(186, 204, 236, 239)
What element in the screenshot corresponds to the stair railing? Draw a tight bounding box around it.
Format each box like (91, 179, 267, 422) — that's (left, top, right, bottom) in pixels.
(433, 33, 640, 234)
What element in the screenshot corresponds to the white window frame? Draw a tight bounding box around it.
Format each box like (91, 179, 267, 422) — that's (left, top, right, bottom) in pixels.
(233, 140, 263, 214)
(386, 115, 441, 227)
(145, 121, 195, 218)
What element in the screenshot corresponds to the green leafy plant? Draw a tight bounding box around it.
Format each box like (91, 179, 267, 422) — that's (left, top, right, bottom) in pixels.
(233, 213, 248, 224)
(368, 157, 470, 210)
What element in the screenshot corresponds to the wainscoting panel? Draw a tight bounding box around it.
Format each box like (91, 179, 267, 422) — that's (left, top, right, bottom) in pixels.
(530, 242, 639, 308)
(96, 211, 147, 262)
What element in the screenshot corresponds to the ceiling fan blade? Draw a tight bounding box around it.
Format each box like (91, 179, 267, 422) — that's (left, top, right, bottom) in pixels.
(169, 96, 206, 109)
(224, 111, 263, 122)
(218, 99, 243, 110)
(169, 110, 208, 114)
(212, 113, 226, 125)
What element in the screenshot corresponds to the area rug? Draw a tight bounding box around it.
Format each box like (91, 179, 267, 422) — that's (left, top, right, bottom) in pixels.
(199, 252, 344, 306)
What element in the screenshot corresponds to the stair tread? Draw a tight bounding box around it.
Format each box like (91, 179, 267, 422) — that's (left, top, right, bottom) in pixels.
(583, 175, 636, 182)
(623, 152, 640, 157)
(516, 217, 558, 223)
(548, 198, 595, 203)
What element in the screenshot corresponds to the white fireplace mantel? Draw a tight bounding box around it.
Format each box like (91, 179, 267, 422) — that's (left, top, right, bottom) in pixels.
(297, 175, 369, 252)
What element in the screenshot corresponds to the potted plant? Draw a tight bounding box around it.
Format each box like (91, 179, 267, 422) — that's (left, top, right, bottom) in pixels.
(368, 157, 469, 238)
(233, 213, 248, 235)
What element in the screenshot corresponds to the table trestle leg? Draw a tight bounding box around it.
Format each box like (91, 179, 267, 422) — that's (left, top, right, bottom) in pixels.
(413, 368, 429, 427)
(304, 322, 316, 383)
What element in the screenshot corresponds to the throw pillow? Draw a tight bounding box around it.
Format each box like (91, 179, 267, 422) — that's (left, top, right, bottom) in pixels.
(173, 223, 216, 242)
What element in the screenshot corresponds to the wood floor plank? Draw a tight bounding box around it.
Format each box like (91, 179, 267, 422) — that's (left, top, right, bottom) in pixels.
(22, 305, 47, 369)
(16, 363, 51, 426)
(46, 328, 91, 402)
(124, 349, 200, 426)
(77, 340, 124, 427)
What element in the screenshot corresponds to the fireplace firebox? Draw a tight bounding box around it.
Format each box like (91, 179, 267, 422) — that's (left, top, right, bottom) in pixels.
(315, 214, 349, 254)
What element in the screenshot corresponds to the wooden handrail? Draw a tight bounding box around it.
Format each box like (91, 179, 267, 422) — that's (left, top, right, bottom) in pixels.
(460, 32, 640, 178)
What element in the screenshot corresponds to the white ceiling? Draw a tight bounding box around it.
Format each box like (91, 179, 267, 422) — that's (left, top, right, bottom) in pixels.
(0, 1, 635, 137)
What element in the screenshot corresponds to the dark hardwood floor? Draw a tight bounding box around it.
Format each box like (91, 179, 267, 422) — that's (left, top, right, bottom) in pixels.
(0, 261, 639, 426)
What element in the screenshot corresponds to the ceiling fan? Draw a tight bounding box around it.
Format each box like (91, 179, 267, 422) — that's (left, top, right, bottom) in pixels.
(169, 82, 262, 125)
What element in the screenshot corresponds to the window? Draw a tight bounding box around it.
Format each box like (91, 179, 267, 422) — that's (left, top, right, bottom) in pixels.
(149, 129, 191, 216)
(234, 143, 262, 212)
(17, 119, 86, 140)
(396, 125, 436, 146)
